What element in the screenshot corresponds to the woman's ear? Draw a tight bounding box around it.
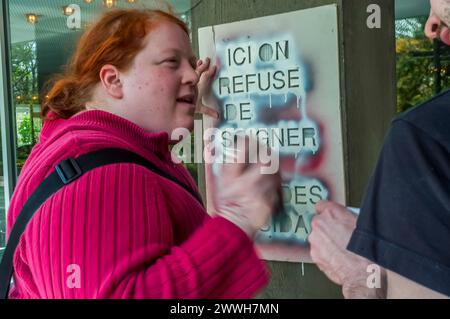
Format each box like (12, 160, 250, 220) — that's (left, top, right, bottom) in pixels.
(99, 64, 124, 99)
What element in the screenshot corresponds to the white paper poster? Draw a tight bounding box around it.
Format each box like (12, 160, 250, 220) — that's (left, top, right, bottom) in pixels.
(198, 4, 345, 262)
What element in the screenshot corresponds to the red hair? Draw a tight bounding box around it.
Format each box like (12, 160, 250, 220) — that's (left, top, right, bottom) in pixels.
(41, 9, 189, 120)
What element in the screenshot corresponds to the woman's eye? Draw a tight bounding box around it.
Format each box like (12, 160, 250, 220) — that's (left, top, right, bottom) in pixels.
(164, 58, 179, 66)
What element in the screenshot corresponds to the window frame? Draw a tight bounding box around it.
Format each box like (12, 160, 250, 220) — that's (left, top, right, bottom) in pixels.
(0, 1, 197, 252)
(0, 0, 19, 251)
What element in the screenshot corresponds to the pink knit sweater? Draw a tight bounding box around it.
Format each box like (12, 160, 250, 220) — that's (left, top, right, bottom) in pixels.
(6, 110, 269, 298)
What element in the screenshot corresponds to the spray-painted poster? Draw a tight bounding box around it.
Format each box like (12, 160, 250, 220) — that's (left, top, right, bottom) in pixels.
(198, 4, 345, 262)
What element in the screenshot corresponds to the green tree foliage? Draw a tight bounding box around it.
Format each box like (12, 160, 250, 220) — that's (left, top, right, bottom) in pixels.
(11, 41, 41, 173)
(11, 41, 38, 100)
(396, 17, 450, 113)
(18, 116, 32, 145)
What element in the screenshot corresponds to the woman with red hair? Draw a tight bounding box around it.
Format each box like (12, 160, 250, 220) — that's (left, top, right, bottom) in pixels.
(4, 9, 279, 298)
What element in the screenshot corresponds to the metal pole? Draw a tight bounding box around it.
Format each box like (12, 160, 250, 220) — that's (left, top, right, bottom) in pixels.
(434, 39, 442, 94)
(0, 0, 18, 212)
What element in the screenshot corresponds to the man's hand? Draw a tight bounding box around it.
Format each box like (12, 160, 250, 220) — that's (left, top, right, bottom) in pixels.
(309, 200, 385, 298)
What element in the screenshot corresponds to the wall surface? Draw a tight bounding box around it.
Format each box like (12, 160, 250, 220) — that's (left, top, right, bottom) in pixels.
(191, 0, 396, 298)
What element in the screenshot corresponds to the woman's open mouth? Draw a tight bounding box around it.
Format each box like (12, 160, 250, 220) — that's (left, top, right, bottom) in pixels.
(177, 94, 196, 106)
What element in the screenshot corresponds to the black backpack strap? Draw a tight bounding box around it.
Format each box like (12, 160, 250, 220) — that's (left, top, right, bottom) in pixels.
(0, 148, 203, 299)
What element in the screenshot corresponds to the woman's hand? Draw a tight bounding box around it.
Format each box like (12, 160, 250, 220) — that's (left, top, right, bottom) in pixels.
(195, 57, 219, 119)
(212, 135, 282, 238)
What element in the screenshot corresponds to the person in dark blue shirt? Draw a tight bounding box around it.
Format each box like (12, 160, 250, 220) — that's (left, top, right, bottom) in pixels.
(309, 0, 450, 298)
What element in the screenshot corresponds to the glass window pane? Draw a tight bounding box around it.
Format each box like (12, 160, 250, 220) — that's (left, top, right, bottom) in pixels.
(8, 0, 192, 174)
(1, 0, 193, 251)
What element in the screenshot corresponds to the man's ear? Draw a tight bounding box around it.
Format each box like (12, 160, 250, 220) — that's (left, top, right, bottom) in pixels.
(99, 64, 124, 99)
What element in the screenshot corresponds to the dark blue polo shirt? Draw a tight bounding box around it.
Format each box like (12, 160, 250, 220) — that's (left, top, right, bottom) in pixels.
(348, 89, 450, 296)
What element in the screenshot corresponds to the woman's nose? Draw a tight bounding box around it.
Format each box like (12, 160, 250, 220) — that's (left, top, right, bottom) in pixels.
(425, 11, 442, 39)
(183, 64, 199, 86)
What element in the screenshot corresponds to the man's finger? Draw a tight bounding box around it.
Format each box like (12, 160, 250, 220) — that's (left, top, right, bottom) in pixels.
(315, 200, 331, 214)
(315, 200, 347, 215)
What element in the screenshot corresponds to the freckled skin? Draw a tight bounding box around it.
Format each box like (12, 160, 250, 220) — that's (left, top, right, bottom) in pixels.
(439, 0, 450, 23)
(432, 0, 450, 25)
(444, 6, 450, 24)
(116, 22, 199, 137)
